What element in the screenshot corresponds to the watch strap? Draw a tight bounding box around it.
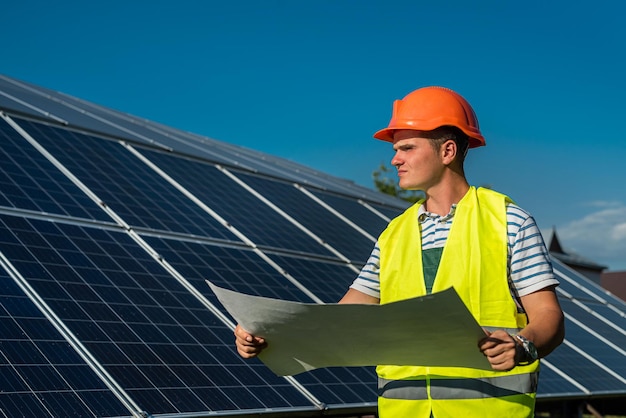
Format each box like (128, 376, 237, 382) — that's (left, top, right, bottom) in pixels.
(513, 334, 538, 365)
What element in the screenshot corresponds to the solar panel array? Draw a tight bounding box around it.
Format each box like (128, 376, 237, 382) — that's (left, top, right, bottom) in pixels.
(1, 74, 625, 417)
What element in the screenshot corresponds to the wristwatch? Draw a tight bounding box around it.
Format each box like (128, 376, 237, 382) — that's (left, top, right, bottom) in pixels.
(513, 334, 538, 365)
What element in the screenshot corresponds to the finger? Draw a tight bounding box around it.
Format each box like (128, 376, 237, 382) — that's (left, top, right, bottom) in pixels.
(484, 341, 515, 356)
(489, 359, 515, 371)
(483, 347, 513, 368)
(234, 324, 250, 339)
(479, 330, 516, 349)
(483, 344, 517, 371)
(237, 346, 259, 358)
(478, 337, 511, 352)
(236, 339, 267, 358)
(234, 325, 265, 344)
(478, 338, 498, 350)
(487, 354, 516, 371)
(235, 333, 263, 348)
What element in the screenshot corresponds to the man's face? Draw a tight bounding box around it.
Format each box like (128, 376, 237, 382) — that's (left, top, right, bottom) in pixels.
(391, 130, 444, 191)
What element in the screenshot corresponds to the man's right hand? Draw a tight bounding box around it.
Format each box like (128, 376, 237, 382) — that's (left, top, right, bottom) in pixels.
(234, 324, 267, 358)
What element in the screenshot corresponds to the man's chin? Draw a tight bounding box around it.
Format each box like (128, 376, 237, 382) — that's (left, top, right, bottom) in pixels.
(398, 183, 418, 191)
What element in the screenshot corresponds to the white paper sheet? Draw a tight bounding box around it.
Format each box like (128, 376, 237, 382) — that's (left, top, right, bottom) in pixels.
(207, 281, 492, 376)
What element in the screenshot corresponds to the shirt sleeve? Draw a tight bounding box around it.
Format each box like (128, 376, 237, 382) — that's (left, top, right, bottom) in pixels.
(507, 205, 560, 297)
(349, 242, 381, 298)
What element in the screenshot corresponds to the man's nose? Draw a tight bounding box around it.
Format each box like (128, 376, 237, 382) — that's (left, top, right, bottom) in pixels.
(391, 153, 402, 167)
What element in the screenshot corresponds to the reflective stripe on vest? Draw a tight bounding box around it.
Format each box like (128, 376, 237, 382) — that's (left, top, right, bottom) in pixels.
(379, 372, 539, 400)
(378, 377, 427, 400)
(483, 326, 521, 335)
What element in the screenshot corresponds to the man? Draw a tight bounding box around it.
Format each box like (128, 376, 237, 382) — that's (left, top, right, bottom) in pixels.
(235, 86, 565, 417)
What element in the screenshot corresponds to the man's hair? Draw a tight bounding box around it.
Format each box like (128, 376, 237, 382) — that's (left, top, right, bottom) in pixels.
(424, 126, 470, 165)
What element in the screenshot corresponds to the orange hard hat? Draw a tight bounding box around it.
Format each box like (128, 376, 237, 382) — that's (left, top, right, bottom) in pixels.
(373, 86, 486, 148)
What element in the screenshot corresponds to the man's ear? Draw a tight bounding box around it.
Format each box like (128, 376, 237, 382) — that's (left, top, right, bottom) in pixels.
(441, 139, 457, 165)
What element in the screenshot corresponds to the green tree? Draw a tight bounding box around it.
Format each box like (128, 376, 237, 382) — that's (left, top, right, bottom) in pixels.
(372, 163, 424, 203)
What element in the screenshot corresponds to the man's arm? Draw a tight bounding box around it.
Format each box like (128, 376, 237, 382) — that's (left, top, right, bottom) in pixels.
(479, 286, 564, 371)
(517, 286, 565, 357)
(338, 288, 380, 304)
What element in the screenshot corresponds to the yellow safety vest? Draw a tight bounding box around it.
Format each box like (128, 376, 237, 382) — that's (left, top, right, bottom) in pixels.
(376, 187, 539, 418)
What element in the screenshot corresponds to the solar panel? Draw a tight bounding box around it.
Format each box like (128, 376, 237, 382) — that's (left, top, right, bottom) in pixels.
(0, 214, 318, 415)
(141, 235, 377, 403)
(534, 363, 587, 397)
(52, 91, 400, 205)
(0, 261, 132, 418)
(136, 147, 337, 257)
(561, 299, 626, 353)
(141, 235, 319, 303)
(367, 201, 406, 221)
(15, 117, 238, 241)
(554, 294, 626, 388)
(1, 74, 625, 416)
(0, 75, 70, 125)
(1, 75, 401, 206)
(307, 189, 392, 238)
(543, 342, 624, 393)
(234, 171, 376, 263)
(0, 118, 110, 221)
(534, 259, 626, 401)
(554, 261, 626, 308)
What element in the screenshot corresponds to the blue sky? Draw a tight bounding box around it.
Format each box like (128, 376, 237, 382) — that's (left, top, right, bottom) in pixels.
(3, 1, 626, 271)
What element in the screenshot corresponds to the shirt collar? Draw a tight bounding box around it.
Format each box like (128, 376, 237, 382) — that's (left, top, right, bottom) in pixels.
(417, 203, 457, 223)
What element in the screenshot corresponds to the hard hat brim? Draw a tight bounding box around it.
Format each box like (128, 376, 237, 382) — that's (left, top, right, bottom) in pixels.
(373, 128, 395, 143)
(373, 125, 485, 148)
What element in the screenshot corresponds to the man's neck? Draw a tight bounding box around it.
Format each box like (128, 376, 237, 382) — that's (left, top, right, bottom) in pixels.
(423, 180, 470, 216)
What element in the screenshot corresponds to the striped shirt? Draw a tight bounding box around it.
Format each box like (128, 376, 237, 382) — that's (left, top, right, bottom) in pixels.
(351, 202, 558, 310)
